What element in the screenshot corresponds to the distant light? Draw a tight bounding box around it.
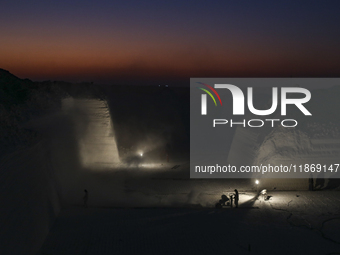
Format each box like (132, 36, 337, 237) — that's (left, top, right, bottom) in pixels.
(255, 180, 259, 185)
(140, 153, 143, 157)
(165, 85, 168, 87)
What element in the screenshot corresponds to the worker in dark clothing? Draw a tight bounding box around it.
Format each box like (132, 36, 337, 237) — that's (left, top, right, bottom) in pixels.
(220, 195, 228, 206)
(234, 189, 239, 208)
(84, 189, 88, 208)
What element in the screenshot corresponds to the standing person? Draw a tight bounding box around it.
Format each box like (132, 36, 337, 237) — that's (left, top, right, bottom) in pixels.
(83, 189, 88, 208)
(230, 194, 233, 208)
(234, 189, 239, 208)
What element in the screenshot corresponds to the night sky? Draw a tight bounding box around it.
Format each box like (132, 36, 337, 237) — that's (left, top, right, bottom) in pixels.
(2, 0, 340, 84)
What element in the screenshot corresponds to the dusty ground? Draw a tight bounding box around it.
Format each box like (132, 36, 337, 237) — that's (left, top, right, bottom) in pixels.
(40, 191, 340, 255)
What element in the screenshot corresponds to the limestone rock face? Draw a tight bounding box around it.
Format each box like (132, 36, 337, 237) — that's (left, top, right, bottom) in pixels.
(62, 98, 120, 168)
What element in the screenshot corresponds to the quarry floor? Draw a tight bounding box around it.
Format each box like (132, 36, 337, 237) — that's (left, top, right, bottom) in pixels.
(39, 191, 340, 255)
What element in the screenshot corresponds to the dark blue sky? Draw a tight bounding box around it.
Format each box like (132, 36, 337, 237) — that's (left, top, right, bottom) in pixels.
(1, 0, 340, 84)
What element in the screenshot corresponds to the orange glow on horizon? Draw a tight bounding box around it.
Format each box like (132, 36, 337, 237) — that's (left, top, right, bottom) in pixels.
(2, 32, 340, 83)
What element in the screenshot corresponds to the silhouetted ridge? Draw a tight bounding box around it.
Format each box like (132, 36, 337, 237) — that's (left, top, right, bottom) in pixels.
(0, 68, 33, 106)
